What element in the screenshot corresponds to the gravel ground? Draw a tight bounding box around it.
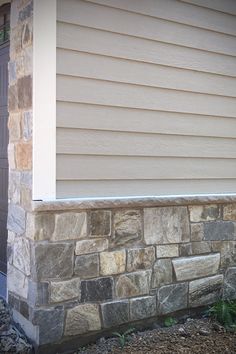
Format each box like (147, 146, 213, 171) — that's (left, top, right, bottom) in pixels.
(77, 318, 236, 354)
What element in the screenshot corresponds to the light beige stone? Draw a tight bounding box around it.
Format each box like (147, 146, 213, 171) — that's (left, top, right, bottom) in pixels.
(212, 241, 236, 268)
(65, 304, 101, 336)
(50, 278, 80, 303)
(13, 237, 30, 276)
(8, 113, 21, 141)
(172, 253, 220, 281)
(53, 212, 87, 240)
(116, 270, 151, 298)
(112, 210, 142, 246)
(144, 207, 190, 245)
(100, 250, 126, 275)
(191, 223, 204, 241)
(127, 246, 155, 272)
(156, 245, 179, 258)
(75, 239, 108, 255)
(152, 259, 172, 288)
(8, 265, 28, 299)
(223, 204, 236, 221)
(189, 204, 220, 222)
(189, 275, 223, 307)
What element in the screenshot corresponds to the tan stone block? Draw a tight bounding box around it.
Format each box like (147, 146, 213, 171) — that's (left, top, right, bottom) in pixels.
(100, 250, 126, 275)
(17, 75, 32, 109)
(15, 142, 32, 170)
(189, 204, 220, 222)
(211, 241, 236, 268)
(223, 204, 236, 221)
(65, 304, 101, 336)
(116, 270, 151, 298)
(20, 186, 32, 210)
(53, 212, 87, 241)
(8, 113, 21, 141)
(112, 209, 142, 247)
(75, 239, 108, 255)
(50, 278, 80, 303)
(127, 246, 155, 272)
(156, 245, 179, 258)
(8, 143, 16, 170)
(152, 259, 172, 288)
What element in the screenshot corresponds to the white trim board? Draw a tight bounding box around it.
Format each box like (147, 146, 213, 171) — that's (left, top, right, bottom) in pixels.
(33, 0, 56, 200)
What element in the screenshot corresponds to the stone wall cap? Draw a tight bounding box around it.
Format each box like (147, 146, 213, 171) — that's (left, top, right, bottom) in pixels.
(32, 194, 236, 212)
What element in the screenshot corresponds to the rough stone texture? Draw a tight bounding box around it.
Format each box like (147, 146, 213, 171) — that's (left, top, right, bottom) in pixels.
(90, 210, 111, 236)
(7, 203, 26, 235)
(101, 300, 129, 328)
(157, 283, 188, 315)
(130, 296, 156, 321)
(172, 254, 220, 281)
(156, 244, 179, 258)
(65, 304, 101, 336)
(189, 204, 220, 222)
(74, 254, 99, 279)
(100, 250, 126, 275)
(189, 275, 223, 307)
(211, 241, 236, 268)
(112, 210, 142, 246)
(28, 281, 49, 307)
(13, 237, 30, 275)
(15, 142, 32, 170)
(50, 278, 80, 303)
(152, 259, 173, 288)
(191, 223, 204, 241)
(179, 243, 192, 257)
(144, 207, 190, 245)
(53, 212, 87, 241)
(26, 213, 55, 241)
(7, 265, 28, 299)
(32, 243, 74, 280)
(204, 221, 236, 241)
(116, 270, 151, 298)
(223, 204, 236, 221)
(224, 267, 236, 300)
(81, 277, 113, 302)
(127, 246, 155, 272)
(75, 239, 108, 255)
(32, 307, 64, 345)
(191, 241, 211, 255)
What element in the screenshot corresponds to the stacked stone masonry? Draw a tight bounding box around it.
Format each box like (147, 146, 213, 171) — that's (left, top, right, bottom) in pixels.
(7, 202, 236, 349)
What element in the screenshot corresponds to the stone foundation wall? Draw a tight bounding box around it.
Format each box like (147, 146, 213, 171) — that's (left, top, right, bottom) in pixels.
(8, 201, 236, 352)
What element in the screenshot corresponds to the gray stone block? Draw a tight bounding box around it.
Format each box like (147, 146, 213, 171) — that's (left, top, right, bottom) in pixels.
(65, 304, 101, 336)
(179, 243, 192, 257)
(130, 296, 156, 321)
(127, 246, 155, 272)
(81, 277, 113, 302)
(75, 238, 108, 255)
(32, 307, 64, 345)
(212, 241, 236, 268)
(7, 204, 26, 235)
(112, 210, 142, 247)
(32, 243, 74, 280)
(74, 254, 99, 278)
(189, 204, 220, 222)
(53, 212, 87, 240)
(144, 207, 190, 245)
(116, 270, 151, 298)
(172, 253, 220, 281)
(90, 210, 111, 236)
(50, 278, 80, 303)
(189, 275, 223, 307)
(28, 281, 49, 307)
(101, 300, 129, 328)
(152, 259, 172, 288)
(191, 223, 204, 242)
(204, 221, 235, 241)
(191, 241, 211, 255)
(224, 267, 236, 300)
(157, 283, 188, 315)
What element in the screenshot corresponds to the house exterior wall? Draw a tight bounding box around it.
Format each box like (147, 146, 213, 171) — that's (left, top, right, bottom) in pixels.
(56, 0, 236, 198)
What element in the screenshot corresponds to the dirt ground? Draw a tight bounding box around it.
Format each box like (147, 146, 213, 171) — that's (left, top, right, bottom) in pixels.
(77, 318, 236, 354)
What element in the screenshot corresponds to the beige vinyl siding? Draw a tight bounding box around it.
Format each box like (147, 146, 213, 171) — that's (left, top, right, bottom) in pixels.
(56, 0, 236, 198)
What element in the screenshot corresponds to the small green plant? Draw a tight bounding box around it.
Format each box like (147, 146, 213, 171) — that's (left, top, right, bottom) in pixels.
(112, 327, 135, 348)
(164, 316, 178, 327)
(208, 300, 236, 330)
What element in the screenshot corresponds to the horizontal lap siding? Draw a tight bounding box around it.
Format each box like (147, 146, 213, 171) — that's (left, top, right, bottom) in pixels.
(56, 0, 236, 198)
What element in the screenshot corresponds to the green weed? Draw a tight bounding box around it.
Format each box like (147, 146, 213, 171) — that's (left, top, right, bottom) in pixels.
(112, 327, 135, 348)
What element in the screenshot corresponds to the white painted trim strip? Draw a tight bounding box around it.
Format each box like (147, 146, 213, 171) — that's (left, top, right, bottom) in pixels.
(33, 0, 56, 200)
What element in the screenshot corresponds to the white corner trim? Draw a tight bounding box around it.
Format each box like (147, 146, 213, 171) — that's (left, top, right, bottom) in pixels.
(33, 0, 56, 200)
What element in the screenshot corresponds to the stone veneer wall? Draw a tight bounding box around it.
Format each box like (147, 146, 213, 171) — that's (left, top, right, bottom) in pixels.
(7, 0, 33, 308)
(8, 200, 236, 352)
